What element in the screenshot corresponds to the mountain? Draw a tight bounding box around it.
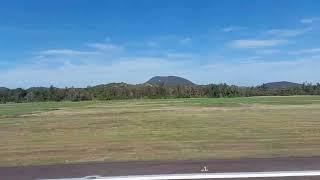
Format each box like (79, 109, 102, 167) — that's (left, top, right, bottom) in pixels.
(262, 81, 302, 89)
(0, 87, 9, 92)
(92, 82, 132, 88)
(145, 76, 196, 87)
(27, 87, 49, 91)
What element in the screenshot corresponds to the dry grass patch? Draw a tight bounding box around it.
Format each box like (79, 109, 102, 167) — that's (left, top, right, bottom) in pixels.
(1, 96, 320, 166)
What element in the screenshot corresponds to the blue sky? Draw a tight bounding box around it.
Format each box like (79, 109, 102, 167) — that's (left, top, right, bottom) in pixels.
(1, 0, 320, 88)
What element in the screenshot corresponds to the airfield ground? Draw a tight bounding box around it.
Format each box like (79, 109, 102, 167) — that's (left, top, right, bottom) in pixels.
(1, 96, 320, 167)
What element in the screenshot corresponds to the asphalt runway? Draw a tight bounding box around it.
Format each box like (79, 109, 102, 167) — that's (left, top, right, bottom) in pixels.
(1, 156, 320, 180)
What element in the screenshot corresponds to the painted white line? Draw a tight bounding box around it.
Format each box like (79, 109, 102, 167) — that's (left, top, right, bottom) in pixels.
(43, 170, 320, 180)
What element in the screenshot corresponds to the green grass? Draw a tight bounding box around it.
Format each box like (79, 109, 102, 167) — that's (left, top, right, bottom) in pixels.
(0, 101, 94, 117)
(1, 96, 320, 166)
(1, 96, 320, 117)
(183, 96, 320, 106)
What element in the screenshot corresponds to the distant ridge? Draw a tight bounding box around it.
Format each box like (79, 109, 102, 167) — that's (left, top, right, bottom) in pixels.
(27, 87, 49, 91)
(0, 87, 9, 92)
(93, 82, 131, 88)
(145, 76, 196, 87)
(262, 81, 302, 89)
(0, 80, 308, 90)
(1, 78, 319, 103)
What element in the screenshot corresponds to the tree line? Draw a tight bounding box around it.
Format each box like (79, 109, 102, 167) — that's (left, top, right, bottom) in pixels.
(1, 82, 320, 103)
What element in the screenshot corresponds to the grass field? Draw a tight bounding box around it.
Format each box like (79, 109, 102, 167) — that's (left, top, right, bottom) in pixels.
(1, 96, 320, 167)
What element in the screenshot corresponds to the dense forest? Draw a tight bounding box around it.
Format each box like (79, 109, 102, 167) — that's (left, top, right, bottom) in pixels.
(1, 82, 320, 103)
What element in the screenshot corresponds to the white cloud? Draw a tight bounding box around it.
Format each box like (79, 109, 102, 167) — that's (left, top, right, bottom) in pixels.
(0, 57, 190, 88)
(300, 17, 319, 24)
(38, 42, 123, 61)
(166, 52, 194, 59)
(199, 57, 320, 85)
(230, 39, 288, 49)
(289, 48, 320, 55)
(87, 43, 123, 51)
(146, 41, 158, 47)
(40, 49, 98, 56)
(2, 53, 320, 88)
(255, 49, 281, 55)
(2, 37, 319, 88)
(237, 56, 262, 63)
(180, 37, 192, 44)
(222, 26, 245, 32)
(266, 28, 310, 37)
(311, 54, 320, 58)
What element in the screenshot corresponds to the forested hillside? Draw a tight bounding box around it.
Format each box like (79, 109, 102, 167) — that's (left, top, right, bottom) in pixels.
(145, 76, 196, 87)
(1, 78, 320, 103)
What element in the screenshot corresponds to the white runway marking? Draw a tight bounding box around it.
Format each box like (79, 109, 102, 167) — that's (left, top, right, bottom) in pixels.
(45, 170, 320, 179)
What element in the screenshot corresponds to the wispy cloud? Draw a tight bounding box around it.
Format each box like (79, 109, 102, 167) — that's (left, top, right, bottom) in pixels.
(200, 57, 320, 85)
(222, 26, 245, 32)
(166, 52, 194, 59)
(39, 49, 99, 56)
(266, 28, 311, 37)
(146, 41, 158, 47)
(310, 54, 320, 59)
(2, 28, 320, 88)
(87, 43, 123, 51)
(289, 48, 320, 55)
(255, 49, 281, 55)
(39, 42, 123, 58)
(0, 57, 190, 88)
(300, 17, 319, 24)
(230, 39, 288, 49)
(180, 37, 192, 44)
(2, 53, 320, 88)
